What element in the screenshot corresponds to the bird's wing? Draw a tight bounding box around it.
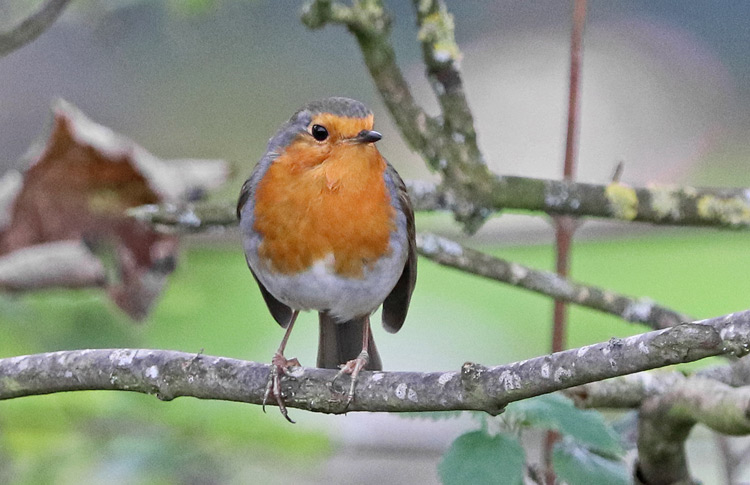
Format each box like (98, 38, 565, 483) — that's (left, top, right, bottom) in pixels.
(381, 163, 417, 334)
(238, 156, 293, 328)
(249, 266, 293, 328)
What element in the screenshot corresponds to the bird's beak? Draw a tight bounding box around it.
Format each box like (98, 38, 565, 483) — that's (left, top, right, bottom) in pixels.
(353, 130, 382, 144)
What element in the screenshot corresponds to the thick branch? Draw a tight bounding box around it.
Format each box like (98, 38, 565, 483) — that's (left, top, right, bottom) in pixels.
(417, 233, 690, 329)
(0, 0, 72, 58)
(3, 310, 750, 415)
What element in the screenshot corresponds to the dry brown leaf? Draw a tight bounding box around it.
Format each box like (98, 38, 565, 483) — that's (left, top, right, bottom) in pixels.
(0, 100, 228, 320)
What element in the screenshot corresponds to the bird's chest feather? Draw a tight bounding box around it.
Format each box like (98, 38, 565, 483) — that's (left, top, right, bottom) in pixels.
(253, 143, 396, 278)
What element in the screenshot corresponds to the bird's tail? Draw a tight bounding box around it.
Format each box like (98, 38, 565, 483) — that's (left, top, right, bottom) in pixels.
(317, 313, 382, 371)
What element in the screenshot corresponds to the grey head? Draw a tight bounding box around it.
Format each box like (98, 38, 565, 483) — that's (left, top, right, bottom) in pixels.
(292, 97, 372, 121)
(266, 97, 373, 154)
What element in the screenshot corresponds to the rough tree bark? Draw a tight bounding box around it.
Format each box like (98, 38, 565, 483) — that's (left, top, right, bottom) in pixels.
(3, 310, 750, 418)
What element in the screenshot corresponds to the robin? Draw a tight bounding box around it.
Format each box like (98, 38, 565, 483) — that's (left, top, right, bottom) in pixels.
(237, 97, 416, 422)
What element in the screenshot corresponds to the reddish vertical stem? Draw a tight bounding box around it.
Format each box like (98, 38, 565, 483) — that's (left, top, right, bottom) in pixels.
(561, 0, 587, 182)
(546, 0, 587, 482)
(552, 219, 573, 351)
(553, 0, 587, 356)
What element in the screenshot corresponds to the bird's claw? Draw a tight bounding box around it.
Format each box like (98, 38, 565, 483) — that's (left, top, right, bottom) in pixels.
(262, 352, 300, 423)
(333, 350, 369, 410)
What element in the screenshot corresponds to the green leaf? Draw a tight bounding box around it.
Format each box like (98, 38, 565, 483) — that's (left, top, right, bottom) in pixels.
(507, 394, 623, 456)
(553, 439, 630, 485)
(438, 430, 525, 485)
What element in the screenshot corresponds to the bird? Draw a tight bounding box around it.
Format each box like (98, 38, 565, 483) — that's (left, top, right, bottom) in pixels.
(237, 97, 416, 422)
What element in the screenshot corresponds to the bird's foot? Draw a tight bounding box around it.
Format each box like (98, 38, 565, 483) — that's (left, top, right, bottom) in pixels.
(333, 350, 369, 410)
(262, 352, 301, 423)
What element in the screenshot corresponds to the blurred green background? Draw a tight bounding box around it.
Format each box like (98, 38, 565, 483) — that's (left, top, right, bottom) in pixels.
(2, 1, 750, 483)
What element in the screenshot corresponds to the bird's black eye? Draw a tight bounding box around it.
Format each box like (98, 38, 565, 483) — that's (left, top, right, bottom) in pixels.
(311, 124, 328, 141)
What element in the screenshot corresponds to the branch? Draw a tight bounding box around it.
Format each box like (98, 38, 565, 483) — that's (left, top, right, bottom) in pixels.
(412, 0, 482, 165)
(130, 177, 750, 231)
(0, 240, 105, 291)
(301, 2, 750, 232)
(302, 0, 432, 162)
(126, 203, 237, 233)
(125, 203, 690, 330)
(567, 354, 750, 409)
(0, 0, 73, 58)
(3, 310, 750, 415)
(413, 178, 750, 229)
(302, 0, 492, 232)
(635, 379, 750, 485)
(567, 354, 750, 484)
(417, 233, 691, 329)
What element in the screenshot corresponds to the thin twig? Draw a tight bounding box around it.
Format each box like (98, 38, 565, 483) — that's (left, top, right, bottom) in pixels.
(417, 233, 690, 329)
(553, 0, 587, 353)
(0, 0, 73, 58)
(126, 204, 237, 233)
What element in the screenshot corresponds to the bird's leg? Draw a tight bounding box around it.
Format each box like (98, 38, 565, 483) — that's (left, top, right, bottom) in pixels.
(335, 316, 372, 409)
(263, 310, 300, 423)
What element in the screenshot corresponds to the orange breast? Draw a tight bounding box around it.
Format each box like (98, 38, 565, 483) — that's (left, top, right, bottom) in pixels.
(253, 140, 395, 278)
